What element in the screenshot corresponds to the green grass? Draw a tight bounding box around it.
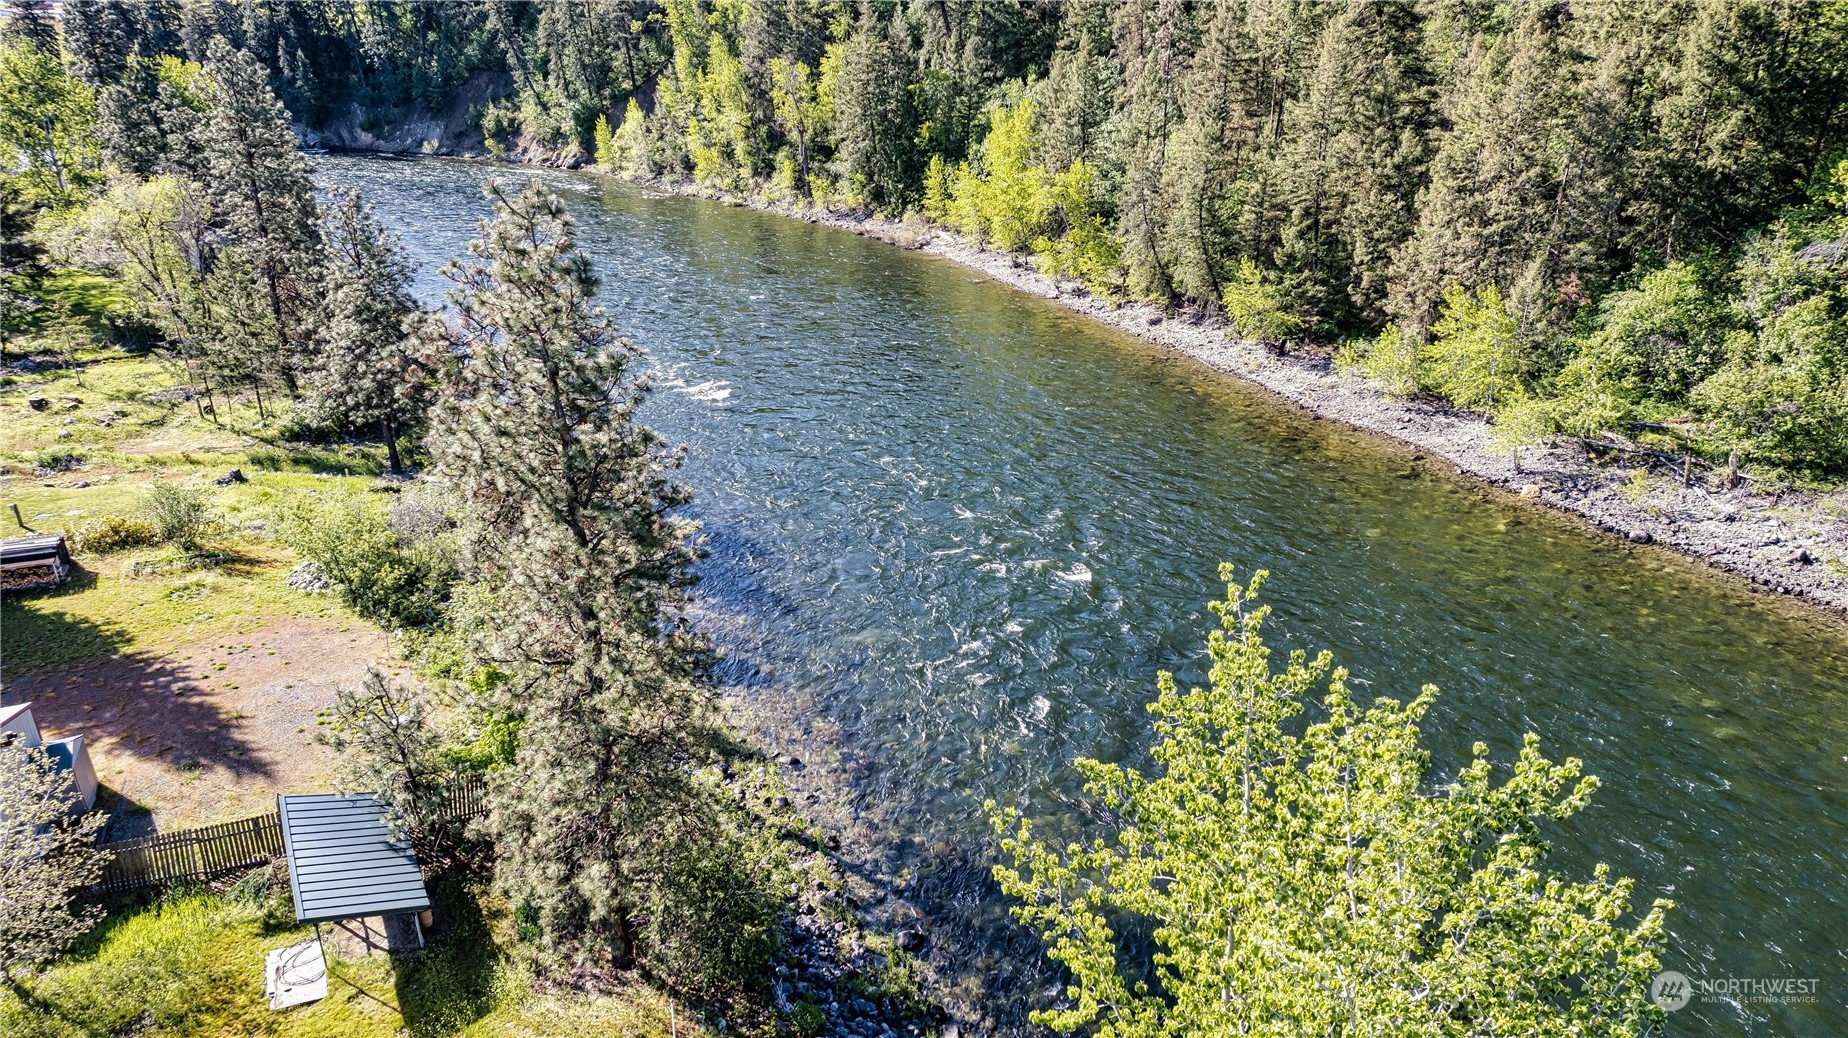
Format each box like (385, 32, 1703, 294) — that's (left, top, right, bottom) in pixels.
(0, 535, 342, 676)
(0, 330, 409, 678)
(0, 883, 706, 1038)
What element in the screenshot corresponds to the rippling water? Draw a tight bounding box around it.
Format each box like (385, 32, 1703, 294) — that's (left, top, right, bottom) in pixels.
(316, 155, 1847, 1035)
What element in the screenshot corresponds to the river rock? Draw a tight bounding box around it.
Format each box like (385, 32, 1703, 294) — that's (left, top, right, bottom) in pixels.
(1627, 529, 1653, 544)
(215, 468, 248, 486)
(26, 397, 48, 411)
(896, 929, 927, 953)
(1519, 483, 1542, 498)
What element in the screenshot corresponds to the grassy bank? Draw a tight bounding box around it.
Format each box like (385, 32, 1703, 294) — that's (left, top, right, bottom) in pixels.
(0, 880, 701, 1038)
(1, 273, 398, 679)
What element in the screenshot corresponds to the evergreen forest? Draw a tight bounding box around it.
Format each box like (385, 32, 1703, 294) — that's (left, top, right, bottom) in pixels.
(19, 0, 1848, 479)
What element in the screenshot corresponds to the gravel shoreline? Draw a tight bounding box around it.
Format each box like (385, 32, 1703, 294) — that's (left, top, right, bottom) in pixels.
(628, 176, 1848, 620)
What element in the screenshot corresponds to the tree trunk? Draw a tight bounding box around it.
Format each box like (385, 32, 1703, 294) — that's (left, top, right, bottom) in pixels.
(382, 416, 403, 476)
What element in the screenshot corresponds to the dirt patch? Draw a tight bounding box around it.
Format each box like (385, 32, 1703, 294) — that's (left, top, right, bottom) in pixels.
(3, 617, 398, 834)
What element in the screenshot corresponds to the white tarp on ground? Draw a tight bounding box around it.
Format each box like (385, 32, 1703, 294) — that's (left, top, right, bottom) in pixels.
(265, 939, 328, 1010)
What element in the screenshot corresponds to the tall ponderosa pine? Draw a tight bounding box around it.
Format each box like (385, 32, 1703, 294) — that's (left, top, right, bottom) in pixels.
(1273, 0, 1433, 329)
(1034, 4, 1119, 176)
(309, 189, 427, 476)
(1112, 0, 1193, 299)
(1391, 4, 1578, 336)
(198, 39, 321, 392)
(428, 183, 772, 977)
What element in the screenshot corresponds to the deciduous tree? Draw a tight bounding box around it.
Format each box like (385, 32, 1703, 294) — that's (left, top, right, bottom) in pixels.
(993, 568, 1672, 1038)
(0, 743, 108, 983)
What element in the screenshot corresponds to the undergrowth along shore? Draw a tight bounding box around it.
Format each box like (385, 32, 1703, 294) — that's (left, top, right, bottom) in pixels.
(597, 167, 1848, 618)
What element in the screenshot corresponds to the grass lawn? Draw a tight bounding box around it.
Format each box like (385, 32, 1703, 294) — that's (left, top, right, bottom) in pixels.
(0, 879, 705, 1038)
(2, 321, 401, 679)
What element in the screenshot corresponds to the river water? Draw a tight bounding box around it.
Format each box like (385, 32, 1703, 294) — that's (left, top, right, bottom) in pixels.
(315, 155, 1847, 1035)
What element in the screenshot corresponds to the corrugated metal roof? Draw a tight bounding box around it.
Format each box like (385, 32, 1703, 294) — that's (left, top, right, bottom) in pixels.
(277, 793, 430, 924)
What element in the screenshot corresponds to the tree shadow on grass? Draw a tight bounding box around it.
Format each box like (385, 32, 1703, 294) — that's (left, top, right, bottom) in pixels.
(1, 605, 273, 801)
(0, 568, 120, 675)
(392, 870, 508, 1038)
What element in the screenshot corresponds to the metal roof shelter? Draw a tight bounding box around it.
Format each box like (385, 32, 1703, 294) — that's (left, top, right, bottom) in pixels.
(277, 793, 431, 926)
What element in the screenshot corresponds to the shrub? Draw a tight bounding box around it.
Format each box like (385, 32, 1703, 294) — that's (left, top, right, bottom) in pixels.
(1222, 258, 1302, 347)
(142, 484, 211, 548)
(29, 447, 85, 473)
(279, 494, 456, 627)
(1335, 325, 1419, 397)
(67, 512, 159, 554)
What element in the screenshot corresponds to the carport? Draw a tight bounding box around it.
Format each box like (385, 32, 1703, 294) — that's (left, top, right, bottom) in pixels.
(277, 792, 431, 938)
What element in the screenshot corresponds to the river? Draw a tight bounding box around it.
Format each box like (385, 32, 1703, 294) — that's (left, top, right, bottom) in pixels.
(314, 155, 1847, 1035)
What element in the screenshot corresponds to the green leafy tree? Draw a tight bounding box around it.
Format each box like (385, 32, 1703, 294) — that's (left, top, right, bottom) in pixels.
(993, 568, 1672, 1038)
(0, 742, 109, 983)
(309, 190, 429, 476)
(767, 56, 822, 194)
(948, 94, 1052, 252)
(0, 38, 101, 208)
(1421, 283, 1524, 411)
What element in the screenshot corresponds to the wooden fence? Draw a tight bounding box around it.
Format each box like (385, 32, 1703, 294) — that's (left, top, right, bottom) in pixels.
(95, 775, 493, 894)
(95, 812, 283, 893)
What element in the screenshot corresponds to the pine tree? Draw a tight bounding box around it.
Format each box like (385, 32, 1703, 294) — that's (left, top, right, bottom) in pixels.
(1273, 0, 1433, 330)
(318, 669, 448, 839)
(197, 38, 321, 393)
(1160, 0, 1262, 305)
(0, 176, 48, 356)
(1035, 3, 1119, 176)
(1389, 5, 1578, 336)
(1111, 0, 1193, 299)
(309, 189, 427, 476)
(0, 0, 58, 51)
(427, 182, 730, 969)
(830, 5, 920, 210)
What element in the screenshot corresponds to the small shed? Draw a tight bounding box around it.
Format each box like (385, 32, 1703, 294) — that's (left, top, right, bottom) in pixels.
(1, 534, 71, 592)
(1, 702, 98, 812)
(276, 793, 431, 930)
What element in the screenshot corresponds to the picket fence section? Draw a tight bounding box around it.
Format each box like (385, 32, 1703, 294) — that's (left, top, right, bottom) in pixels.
(95, 774, 492, 894)
(95, 812, 283, 893)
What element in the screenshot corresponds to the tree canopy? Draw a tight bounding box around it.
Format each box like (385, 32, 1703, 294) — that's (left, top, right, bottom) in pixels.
(993, 568, 1672, 1038)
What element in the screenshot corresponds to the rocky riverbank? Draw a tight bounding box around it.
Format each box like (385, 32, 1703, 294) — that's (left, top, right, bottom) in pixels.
(622, 176, 1848, 620)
